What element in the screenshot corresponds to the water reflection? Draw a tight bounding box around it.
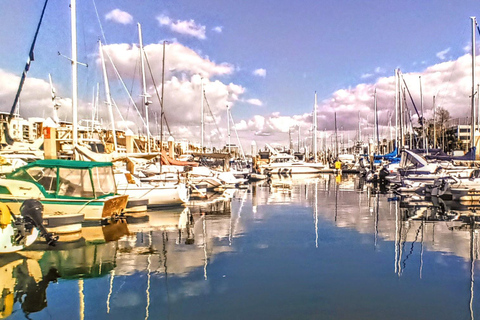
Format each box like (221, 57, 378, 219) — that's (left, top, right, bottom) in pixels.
(3, 176, 480, 319)
(0, 219, 130, 319)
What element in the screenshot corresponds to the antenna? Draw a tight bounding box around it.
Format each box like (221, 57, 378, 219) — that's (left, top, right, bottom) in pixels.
(48, 73, 61, 123)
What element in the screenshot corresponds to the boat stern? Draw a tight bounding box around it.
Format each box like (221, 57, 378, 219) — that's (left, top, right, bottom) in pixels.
(102, 195, 129, 219)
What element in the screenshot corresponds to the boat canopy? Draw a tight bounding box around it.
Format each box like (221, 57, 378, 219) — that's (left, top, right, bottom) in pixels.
(6, 159, 116, 199)
(8, 159, 114, 171)
(374, 148, 400, 163)
(400, 149, 428, 169)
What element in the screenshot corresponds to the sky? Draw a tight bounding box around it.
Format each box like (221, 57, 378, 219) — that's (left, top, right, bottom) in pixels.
(1, 0, 480, 153)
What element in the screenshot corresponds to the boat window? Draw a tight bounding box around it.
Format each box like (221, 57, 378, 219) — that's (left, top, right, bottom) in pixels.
(26, 167, 57, 194)
(402, 152, 421, 169)
(58, 168, 93, 198)
(472, 169, 480, 179)
(91, 166, 116, 197)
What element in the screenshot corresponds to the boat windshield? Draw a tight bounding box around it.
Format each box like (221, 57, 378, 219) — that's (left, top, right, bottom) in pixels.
(7, 161, 116, 198)
(58, 168, 94, 198)
(400, 151, 424, 169)
(26, 167, 57, 194)
(271, 156, 295, 163)
(91, 166, 116, 197)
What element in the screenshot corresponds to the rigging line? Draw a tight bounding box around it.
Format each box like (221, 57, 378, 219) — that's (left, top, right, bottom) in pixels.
(401, 75, 423, 125)
(402, 222, 423, 271)
(203, 91, 224, 139)
(229, 110, 246, 159)
(9, 0, 49, 120)
(103, 50, 148, 130)
(162, 113, 172, 136)
(92, 0, 108, 44)
(126, 53, 140, 123)
(143, 50, 173, 137)
(110, 97, 129, 130)
(94, 0, 139, 123)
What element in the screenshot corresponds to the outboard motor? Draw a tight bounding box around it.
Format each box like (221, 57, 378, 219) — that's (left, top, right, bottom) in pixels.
(18, 199, 58, 246)
(378, 166, 389, 182)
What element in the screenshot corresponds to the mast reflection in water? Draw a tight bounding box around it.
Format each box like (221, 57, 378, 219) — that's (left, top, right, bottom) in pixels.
(1, 174, 480, 319)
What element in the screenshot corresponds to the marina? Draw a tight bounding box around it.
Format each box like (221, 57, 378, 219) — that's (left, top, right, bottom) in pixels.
(2, 175, 480, 319)
(4, 0, 480, 319)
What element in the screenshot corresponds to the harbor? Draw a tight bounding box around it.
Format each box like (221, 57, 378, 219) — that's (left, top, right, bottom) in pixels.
(4, 0, 480, 319)
(2, 175, 480, 319)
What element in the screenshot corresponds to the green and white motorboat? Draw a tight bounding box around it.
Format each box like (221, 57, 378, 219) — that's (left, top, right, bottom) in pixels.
(0, 160, 128, 229)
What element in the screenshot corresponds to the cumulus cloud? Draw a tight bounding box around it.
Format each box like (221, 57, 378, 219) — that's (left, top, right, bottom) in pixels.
(361, 67, 385, 79)
(235, 53, 477, 150)
(1, 39, 478, 154)
(246, 98, 263, 106)
(361, 73, 373, 79)
(0, 69, 72, 121)
(102, 42, 234, 79)
(436, 47, 451, 60)
(253, 68, 266, 77)
(105, 9, 133, 25)
(157, 15, 206, 40)
(96, 42, 244, 143)
(212, 26, 223, 33)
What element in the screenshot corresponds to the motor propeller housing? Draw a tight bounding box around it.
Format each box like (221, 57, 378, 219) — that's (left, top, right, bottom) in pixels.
(19, 199, 58, 246)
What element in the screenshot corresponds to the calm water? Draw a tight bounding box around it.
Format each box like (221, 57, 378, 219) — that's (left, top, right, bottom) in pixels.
(2, 174, 480, 320)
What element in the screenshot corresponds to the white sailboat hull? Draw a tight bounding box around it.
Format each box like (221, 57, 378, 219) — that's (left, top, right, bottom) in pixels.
(117, 183, 189, 207)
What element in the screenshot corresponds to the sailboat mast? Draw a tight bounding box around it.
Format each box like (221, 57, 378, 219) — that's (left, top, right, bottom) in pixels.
(227, 105, 231, 154)
(374, 88, 379, 152)
(9, 0, 49, 122)
(160, 40, 166, 153)
(395, 69, 399, 149)
(400, 73, 405, 148)
(433, 95, 436, 149)
(138, 23, 151, 153)
(334, 112, 338, 158)
(358, 111, 361, 142)
(420, 75, 426, 151)
(99, 40, 117, 151)
(71, 0, 78, 149)
(201, 79, 204, 151)
(471, 16, 476, 149)
(313, 92, 318, 162)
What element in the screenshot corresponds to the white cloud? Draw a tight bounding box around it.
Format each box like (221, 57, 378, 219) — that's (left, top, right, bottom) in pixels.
(105, 9, 133, 25)
(102, 42, 234, 79)
(361, 67, 385, 79)
(96, 42, 243, 142)
(361, 73, 373, 79)
(212, 26, 223, 33)
(246, 98, 263, 106)
(253, 68, 266, 77)
(0, 69, 72, 121)
(436, 47, 451, 60)
(234, 53, 477, 150)
(3, 42, 479, 154)
(157, 15, 206, 40)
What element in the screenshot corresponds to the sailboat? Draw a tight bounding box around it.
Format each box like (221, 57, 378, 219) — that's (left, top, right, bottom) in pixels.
(112, 24, 190, 207)
(259, 143, 326, 175)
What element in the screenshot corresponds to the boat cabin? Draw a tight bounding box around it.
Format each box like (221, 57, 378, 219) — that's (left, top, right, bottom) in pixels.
(6, 159, 117, 199)
(270, 154, 297, 163)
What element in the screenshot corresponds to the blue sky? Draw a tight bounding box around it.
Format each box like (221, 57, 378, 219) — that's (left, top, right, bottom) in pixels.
(1, 0, 480, 151)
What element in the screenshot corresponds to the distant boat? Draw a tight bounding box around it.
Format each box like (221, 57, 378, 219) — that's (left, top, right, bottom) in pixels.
(115, 172, 189, 208)
(0, 159, 128, 222)
(259, 153, 326, 175)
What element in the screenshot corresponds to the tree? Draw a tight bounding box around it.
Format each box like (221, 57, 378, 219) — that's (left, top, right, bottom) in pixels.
(436, 107, 450, 151)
